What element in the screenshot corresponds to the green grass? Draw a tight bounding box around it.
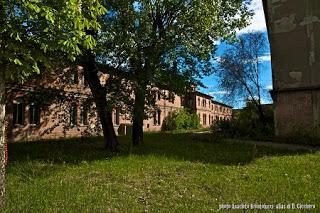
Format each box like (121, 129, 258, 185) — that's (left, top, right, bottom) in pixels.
(5, 133, 320, 212)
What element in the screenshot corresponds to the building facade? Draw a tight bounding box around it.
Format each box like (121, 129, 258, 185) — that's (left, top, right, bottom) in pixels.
(263, 0, 320, 135)
(6, 66, 232, 142)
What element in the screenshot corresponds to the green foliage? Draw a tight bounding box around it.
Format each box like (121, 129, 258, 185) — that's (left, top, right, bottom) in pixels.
(162, 109, 200, 131)
(5, 134, 320, 211)
(277, 124, 320, 146)
(98, 0, 253, 111)
(211, 104, 274, 141)
(0, 0, 106, 81)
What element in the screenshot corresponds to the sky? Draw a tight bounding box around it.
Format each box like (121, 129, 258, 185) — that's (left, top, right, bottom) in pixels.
(199, 0, 272, 108)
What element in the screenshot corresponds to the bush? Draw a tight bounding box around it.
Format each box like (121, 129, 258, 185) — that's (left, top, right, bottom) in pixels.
(276, 123, 320, 145)
(211, 104, 275, 141)
(162, 109, 200, 131)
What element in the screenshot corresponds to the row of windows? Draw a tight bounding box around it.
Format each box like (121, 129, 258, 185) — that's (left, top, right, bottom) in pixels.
(69, 105, 121, 126)
(13, 101, 40, 125)
(69, 104, 89, 126)
(199, 113, 229, 126)
(14, 101, 122, 127)
(69, 70, 89, 87)
(153, 91, 175, 104)
(197, 97, 231, 113)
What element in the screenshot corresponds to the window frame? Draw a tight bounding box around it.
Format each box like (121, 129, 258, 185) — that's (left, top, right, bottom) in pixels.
(13, 98, 25, 126)
(29, 102, 40, 125)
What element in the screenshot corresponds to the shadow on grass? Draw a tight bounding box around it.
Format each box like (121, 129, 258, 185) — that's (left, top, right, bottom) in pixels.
(8, 133, 313, 169)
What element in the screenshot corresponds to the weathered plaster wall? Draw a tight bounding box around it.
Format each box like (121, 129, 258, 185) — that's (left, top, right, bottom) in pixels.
(263, 0, 320, 135)
(265, 0, 320, 90)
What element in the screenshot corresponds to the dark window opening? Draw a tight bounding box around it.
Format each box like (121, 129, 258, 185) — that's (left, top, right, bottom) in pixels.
(70, 104, 77, 126)
(157, 110, 161, 125)
(70, 69, 78, 85)
(168, 92, 175, 103)
(80, 106, 88, 125)
(13, 99, 24, 125)
(29, 102, 40, 125)
(203, 114, 207, 125)
(153, 112, 157, 126)
(115, 109, 120, 125)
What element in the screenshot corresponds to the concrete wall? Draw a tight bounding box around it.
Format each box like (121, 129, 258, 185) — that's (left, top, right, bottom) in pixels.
(263, 0, 320, 135)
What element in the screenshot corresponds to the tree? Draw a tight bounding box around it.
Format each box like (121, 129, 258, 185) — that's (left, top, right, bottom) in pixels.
(0, 0, 105, 208)
(217, 31, 268, 125)
(97, 0, 252, 145)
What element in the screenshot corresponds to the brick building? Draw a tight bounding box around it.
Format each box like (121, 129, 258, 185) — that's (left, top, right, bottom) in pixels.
(263, 0, 320, 135)
(6, 66, 232, 141)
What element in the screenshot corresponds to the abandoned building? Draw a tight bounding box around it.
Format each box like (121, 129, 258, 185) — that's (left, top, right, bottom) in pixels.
(263, 0, 320, 135)
(6, 66, 232, 142)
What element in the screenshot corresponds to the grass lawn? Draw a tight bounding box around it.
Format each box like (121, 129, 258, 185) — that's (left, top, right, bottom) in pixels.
(5, 133, 320, 212)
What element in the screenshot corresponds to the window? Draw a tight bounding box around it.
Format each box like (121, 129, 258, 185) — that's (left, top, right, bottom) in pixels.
(203, 114, 207, 125)
(29, 102, 40, 125)
(80, 105, 88, 125)
(153, 112, 157, 126)
(13, 98, 25, 125)
(157, 110, 161, 125)
(114, 109, 120, 125)
(70, 104, 77, 126)
(198, 98, 200, 106)
(70, 69, 78, 85)
(202, 99, 206, 108)
(81, 75, 89, 87)
(168, 92, 175, 103)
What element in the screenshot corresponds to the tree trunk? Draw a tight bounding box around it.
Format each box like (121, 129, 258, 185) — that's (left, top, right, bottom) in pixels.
(256, 103, 267, 126)
(0, 72, 6, 209)
(132, 85, 146, 146)
(82, 51, 118, 151)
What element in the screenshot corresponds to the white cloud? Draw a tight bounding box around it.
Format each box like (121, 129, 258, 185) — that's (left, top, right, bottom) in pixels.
(259, 54, 271, 62)
(208, 91, 230, 96)
(265, 84, 273, 90)
(239, 0, 267, 33)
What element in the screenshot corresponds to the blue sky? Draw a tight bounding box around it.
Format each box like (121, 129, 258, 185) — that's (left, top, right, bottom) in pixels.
(199, 0, 272, 108)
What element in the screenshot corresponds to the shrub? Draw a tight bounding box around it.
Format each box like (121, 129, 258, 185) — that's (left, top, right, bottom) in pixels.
(276, 123, 320, 145)
(162, 109, 200, 131)
(211, 104, 275, 141)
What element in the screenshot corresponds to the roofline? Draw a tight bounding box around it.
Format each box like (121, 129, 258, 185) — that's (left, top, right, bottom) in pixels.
(211, 100, 233, 109)
(192, 90, 213, 99)
(190, 90, 233, 108)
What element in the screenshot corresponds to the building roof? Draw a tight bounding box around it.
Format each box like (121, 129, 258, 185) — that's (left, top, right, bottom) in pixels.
(192, 90, 233, 109)
(211, 100, 233, 109)
(192, 90, 213, 99)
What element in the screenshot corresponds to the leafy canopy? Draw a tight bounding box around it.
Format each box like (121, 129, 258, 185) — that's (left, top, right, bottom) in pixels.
(0, 0, 106, 81)
(98, 0, 252, 92)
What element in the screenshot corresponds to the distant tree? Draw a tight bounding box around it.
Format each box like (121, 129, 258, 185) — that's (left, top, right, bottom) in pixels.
(0, 0, 105, 208)
(96, 0, 252, 146)
(217, 31, 268, 125)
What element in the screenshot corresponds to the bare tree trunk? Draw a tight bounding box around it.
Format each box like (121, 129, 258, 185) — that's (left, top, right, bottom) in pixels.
(132, 85, 146, 146)
(0, 72, 6, 209)
(82, 51, 118, 151)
